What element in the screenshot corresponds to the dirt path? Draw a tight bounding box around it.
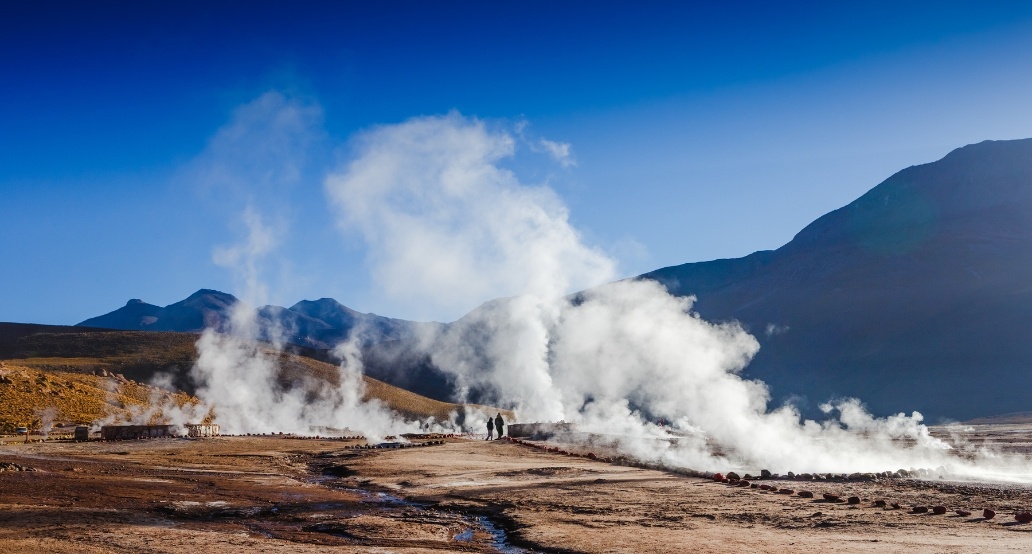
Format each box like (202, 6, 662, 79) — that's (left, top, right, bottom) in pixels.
(1, 435, 1030, 552)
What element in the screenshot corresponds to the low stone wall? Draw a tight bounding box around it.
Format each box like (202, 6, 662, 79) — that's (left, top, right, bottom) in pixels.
(508, 422, 576, 440)
(101, 425, 175, 440)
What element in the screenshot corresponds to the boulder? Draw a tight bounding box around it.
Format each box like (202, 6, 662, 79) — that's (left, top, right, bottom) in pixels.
(912, 506, 929, 514)
(932, 506, 947, 515)
(847, 496, 860, 505)
(822, 494, 841, 502)
(1015, 512, 1032, 524)
(760, 469, 772, 479)
(873, 500, 887, 508)
(983, 509, 996, 519)
(797, 491, 814, 498)
(726, 471, 741, 480)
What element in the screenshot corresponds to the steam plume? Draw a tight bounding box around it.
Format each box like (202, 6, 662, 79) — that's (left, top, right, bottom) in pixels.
(325, 113, 1032, 481)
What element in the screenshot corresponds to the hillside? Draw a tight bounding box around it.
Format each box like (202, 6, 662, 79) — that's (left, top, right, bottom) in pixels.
(0, 323, 493, 430)
(642, 138, 1032, 421)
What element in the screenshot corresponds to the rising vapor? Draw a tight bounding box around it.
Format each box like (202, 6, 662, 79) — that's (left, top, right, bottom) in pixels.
(324, 112, 1032, 481)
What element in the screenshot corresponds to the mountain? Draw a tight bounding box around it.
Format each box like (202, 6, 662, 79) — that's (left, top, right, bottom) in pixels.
(642, 138, 1032, 421)
(78, 289, 237, 333)
(75, 289, 449, 392)
(77, 290, 427, 348)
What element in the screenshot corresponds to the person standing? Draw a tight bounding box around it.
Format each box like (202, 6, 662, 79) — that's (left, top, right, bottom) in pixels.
(486, 416, 494, 440)
(494, 413, 505, 439)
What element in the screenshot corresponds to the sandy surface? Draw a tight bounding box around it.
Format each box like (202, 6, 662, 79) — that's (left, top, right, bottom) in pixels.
(1, 432, 1031, 553)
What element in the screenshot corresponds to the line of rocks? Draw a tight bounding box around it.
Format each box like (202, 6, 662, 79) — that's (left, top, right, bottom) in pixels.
(343, 440, 447, 450)
(711, 472, 1032, 523)
(0, 461, 36, 472)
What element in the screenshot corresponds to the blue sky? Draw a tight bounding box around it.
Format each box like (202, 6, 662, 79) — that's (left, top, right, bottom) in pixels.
(4, 1, 1032, 324)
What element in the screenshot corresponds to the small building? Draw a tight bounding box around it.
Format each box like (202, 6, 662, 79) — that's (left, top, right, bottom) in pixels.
(73, 426, 90, 442)
(185, 424, 220, 437)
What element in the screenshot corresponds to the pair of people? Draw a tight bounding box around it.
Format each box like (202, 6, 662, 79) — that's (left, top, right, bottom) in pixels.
(486, 412, 505, 440)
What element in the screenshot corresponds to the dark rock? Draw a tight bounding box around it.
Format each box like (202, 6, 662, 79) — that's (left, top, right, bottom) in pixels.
(1015, 512, 1032, 524)
(847, 496, 860, 505)
(912, 506, 929, 514)
(932, 506, 947, 515)
(955, 510, 972, 517)
(760, 469, 772, 479)
(823, 494, 841, 502)
(726, 471, 741, 480)
(797, 491, 814, 498)
(983, 509, 996, 519)
(873, 500, 887, 508)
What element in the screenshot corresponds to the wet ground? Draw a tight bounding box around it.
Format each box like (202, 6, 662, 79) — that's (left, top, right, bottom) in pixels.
(0, 430, 1030, 553)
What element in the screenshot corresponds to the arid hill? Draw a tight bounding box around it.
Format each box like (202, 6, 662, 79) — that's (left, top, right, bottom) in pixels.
(0, 323, 495, 432)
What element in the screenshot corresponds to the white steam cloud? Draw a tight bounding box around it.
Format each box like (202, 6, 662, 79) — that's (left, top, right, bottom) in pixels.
(326, 113, 614, 321)
(325, 113, 1032, 481)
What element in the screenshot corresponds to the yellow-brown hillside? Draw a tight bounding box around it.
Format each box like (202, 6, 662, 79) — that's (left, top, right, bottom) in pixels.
(0, 324, 511, 431)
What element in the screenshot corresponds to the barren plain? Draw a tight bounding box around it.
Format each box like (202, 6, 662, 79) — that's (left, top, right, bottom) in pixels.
(1, 427, 1031, 553)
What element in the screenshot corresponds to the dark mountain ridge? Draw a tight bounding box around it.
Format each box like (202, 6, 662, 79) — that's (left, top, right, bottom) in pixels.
(643, 138, 1032, 420)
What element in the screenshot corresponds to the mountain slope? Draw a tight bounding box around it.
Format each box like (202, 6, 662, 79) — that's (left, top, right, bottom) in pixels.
(642, 138, 1032, 421)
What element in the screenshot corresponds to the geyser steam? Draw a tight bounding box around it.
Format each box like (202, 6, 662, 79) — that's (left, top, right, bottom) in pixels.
(325, 113, 1032, 481)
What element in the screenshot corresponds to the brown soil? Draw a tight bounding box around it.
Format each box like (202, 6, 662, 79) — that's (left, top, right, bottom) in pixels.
(1, 430, 1031, 553)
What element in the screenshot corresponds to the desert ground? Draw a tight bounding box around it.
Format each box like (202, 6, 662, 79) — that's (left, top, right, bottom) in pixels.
(1, 426, 1031, 553)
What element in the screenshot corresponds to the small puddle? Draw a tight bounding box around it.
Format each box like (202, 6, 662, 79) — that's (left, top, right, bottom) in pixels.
(475, 515, 528, 553)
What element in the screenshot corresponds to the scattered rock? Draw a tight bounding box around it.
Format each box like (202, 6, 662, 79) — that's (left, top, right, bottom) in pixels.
(983, 509, 996, 519)
(726, 471, 741, 480)
(823, 493, 841, 502)
(760, 469, 772, 479)
(712, 473, 725, 482)
(847, 496, 860, 505)
(797, 491, 814, 498)
(778, 488, 794, 495)
(955, 510, 972, 517)
(932, 506, 947, 515)
(912, 506, 929, 514)
(873, 500, 887, 508)
(891, 503, 901, 510)
(1015, 512, 1032, 524)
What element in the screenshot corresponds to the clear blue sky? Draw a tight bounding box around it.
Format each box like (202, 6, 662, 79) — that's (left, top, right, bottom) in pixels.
(4, 1, 1032, 324)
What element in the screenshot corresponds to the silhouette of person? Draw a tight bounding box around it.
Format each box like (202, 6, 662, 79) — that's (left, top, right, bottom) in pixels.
(494, 413, 505, 439)
(486, 417, 494, 440)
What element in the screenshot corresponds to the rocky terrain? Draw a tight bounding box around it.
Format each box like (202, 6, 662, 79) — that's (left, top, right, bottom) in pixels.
(0, 429, 1030, 553)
